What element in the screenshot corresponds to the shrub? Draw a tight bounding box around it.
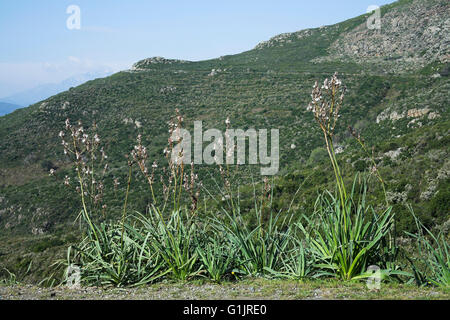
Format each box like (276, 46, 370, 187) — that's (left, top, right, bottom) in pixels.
(406, 207, 450, 287)
(297, 178, 396, 280)
(354, 159, 367, 172)
(307, 147, 328, 165)
(41, 160, 57, 172)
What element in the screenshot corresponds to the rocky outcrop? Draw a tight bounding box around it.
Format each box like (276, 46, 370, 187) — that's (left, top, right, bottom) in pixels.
(160, 86, 177, 94)
(316, 0, 449, 73)
(254, 27, 330, 50)
(407, 108, 430, 118)
(208, 68, 226, 77)
(131, 57, 190, 70)
(376, 107, 439, 124)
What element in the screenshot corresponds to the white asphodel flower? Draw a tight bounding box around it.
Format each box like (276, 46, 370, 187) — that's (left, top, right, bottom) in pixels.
(64, 175, 70, 186)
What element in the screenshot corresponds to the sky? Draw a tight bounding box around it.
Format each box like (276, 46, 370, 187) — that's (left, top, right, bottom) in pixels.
(0, 0, 396, 97)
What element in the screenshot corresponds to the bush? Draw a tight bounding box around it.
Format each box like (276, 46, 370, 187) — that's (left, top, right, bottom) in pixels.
(307, 147, 328, 165)
(430, 188, 450, 221)
(353, 159, 367, 172)
(406, 207, 450, 287)
(40, 160, 57, 172)
(296, 177, 398, 280)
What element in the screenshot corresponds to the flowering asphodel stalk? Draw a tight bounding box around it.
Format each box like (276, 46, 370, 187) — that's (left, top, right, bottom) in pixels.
(133, 109, 201, 219)
(58, 118, 110, 243)
(307, 72, 347, 214)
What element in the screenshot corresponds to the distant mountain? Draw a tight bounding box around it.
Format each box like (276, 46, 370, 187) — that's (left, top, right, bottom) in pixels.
(0, 71, 113, 107)
(0, 102, 22, 116)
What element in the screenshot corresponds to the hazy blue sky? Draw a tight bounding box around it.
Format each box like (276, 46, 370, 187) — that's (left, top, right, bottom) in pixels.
(0, 0, 396, 97)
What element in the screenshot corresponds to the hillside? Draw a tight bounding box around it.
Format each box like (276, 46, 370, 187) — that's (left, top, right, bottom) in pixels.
(0, 0, 448, 283)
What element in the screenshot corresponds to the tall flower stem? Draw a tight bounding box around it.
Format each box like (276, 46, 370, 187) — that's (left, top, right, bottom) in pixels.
(121, 164, 132, 251)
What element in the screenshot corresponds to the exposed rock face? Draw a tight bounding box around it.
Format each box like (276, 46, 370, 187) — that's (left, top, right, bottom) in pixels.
(318, 0, 449, 73)
(131, 57, 190, 70)
(123, 117, 134, 124)
(384, 148, 403, 159)
(386, 190, 408, 204)
(407, 108, 430, 118)
(335, 146, 345, 154)
(208, 68, 224, 77)
(420, 159, 450, 200)
(122, 117, 142, 128)
(159, 86, 177, 94)
(428, 112, 440, 120)
(254, 28, 329, 50)
(31, 227, 44, 235)
(376, 107, 439, 124)
(255, 32, 297, 49)
(61, 101, 70, 110)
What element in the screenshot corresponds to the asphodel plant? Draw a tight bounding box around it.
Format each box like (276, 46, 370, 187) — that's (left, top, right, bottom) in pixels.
(304, 73, 397, 280)
(307, 73, 347, 215)
(58, 119, 110, 243)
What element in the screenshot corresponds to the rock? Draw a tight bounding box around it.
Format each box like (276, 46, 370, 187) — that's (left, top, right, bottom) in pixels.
(407, 119, 423, 128)
(314, 0, 450, 73)
(255, 29, 318, 50)
(335, 146, 345, 154)
(384, 148, 403, 159)
(377, 107, 434, 124)
(31, 227, 44, 235)
(428, 112, 440, 120)
(386, 191, 408, 204)
(407, 108, 430, 118)
(390, 111, 406, 121)
(39, 102, 48, 110)
(131, 57, 190, 70)
(160, 86, 177, 94)
(123, 118, 133, 125)
(208, 69, 222, 77)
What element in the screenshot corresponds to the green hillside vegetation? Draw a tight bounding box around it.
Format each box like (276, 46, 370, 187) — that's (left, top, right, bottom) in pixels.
(0, 0, 448, 288)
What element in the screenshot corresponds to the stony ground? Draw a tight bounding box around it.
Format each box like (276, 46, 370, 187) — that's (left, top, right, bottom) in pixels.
(1, 279, 449, 300)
